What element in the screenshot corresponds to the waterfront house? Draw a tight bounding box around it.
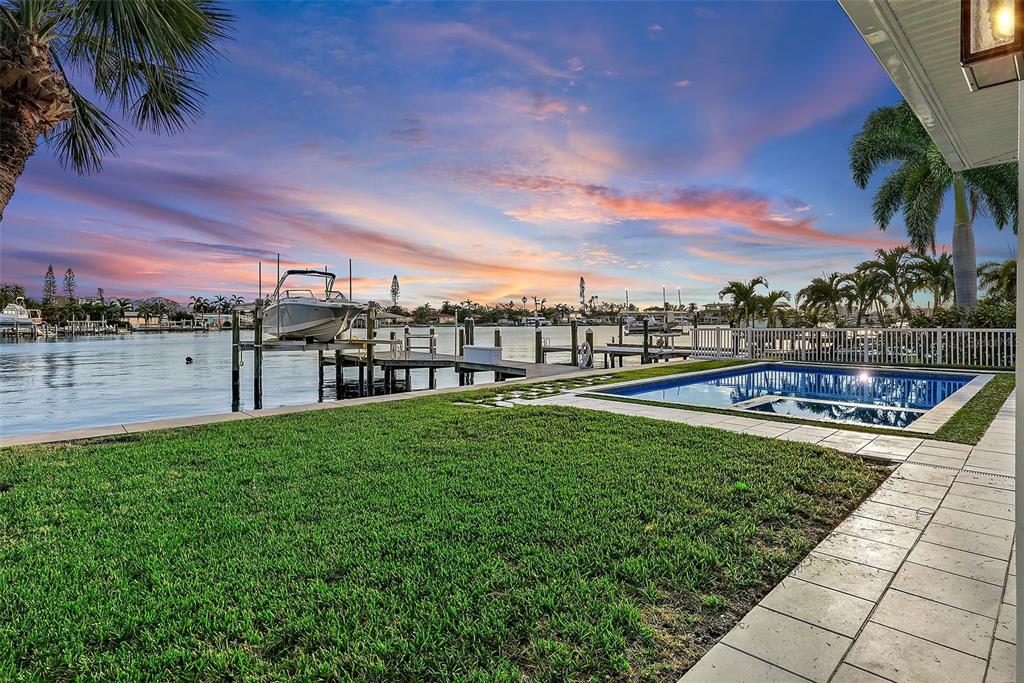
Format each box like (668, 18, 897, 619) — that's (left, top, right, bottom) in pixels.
(699, 303, 733, 325)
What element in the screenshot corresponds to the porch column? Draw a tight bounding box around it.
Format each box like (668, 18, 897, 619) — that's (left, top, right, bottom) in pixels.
(1016, 79, 1022, 671)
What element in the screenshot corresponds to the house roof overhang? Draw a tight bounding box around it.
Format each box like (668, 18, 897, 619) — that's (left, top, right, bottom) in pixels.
(839, 0, 1017, 171)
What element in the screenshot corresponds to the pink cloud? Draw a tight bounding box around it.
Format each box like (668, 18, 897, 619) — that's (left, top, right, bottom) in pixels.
(685, 246, 755, 265)
(474, 170, 898, 249)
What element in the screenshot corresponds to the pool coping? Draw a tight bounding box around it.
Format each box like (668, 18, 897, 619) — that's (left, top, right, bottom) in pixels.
(580, 361, 993, 435)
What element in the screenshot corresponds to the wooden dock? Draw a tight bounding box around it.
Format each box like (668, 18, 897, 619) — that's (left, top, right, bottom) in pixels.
(541, 343, 689, 367)
(229, 307, 691, 411)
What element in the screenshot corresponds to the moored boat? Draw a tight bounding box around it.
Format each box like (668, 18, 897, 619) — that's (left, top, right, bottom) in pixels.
(0, 297, 41, 332)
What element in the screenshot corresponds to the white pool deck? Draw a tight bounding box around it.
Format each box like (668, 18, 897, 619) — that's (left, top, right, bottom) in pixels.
(525, 390, 1016, 682)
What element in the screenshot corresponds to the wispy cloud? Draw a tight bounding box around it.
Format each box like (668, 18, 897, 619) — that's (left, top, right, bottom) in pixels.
(389, 21, 569, 78)
(473, 170, 897, 249)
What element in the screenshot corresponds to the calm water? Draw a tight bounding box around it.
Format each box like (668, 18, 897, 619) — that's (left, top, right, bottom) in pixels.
(597, 363, 974, 427)
(1, 326, 628, 436)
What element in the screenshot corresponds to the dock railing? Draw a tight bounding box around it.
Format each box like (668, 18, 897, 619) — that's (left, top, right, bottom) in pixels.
(691, 327, 1015, 369)
(403, 325, 437, 359)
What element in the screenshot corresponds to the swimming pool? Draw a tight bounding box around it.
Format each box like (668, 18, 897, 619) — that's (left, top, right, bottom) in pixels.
(594, 363, 979, 428)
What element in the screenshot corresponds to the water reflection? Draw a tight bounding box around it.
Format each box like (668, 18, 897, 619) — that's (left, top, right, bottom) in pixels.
(1, 326, 625, 436)
(747, 399, 921, 428)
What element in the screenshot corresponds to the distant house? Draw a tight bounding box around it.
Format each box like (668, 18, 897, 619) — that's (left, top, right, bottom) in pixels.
(430, 313, 457, 325)
(121, 310, 164, 328)
(700, 303, 733, 326)
(199, 313, 233, 328)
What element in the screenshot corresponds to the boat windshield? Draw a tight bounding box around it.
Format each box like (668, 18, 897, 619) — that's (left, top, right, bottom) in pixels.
(273, 271, 352, 302)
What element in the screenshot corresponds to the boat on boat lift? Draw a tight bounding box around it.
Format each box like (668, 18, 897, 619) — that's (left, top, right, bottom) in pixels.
(622, 314, 668, 335)
(264, 269, 365, 342)
(0, 297, 42, 332)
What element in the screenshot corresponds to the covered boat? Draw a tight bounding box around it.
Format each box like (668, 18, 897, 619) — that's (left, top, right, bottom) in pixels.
(264, 270, 364, 342)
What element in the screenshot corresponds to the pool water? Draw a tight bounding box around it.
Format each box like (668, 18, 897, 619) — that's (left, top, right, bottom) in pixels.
(596, 363, 975, 427)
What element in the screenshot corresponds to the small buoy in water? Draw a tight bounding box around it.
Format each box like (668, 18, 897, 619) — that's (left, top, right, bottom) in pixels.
(185, 356, 194, 364)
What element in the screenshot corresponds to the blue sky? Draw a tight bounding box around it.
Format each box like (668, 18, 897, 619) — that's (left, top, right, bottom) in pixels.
(1, 1, 1015, 307)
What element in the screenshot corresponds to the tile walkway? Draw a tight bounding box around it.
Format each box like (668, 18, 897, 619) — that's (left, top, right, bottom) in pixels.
(523, 391, 1017, 682)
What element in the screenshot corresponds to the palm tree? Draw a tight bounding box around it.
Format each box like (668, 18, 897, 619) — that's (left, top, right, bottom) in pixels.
(719, 277, 767, 327)
(796, 273, 850, 321)
(212, 294, 228, 313)
(849, 101, 1017, 309)
(0, 0, 233, 219)
(911, 252, 955, 312)
(857, 247, 919, 322)
(978, 258, 1016, 300)
(755, 289, 791, 328)
(839, 271, 886, 326)
(188, 295, 207, 314)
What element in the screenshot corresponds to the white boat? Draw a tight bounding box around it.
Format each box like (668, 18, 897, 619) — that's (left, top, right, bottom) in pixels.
(264, 270, 364, 342)
(0, 297, 41, 330)
(523, 315, 552, 327)
(622, 315, 666, 335)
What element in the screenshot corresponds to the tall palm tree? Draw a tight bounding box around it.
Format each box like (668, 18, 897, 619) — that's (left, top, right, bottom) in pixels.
(755, 289, 791, 328)
(0, 0, 233, 218)
(911, 252, 955, 312)
(212, 294, 228, 313)
(796, 273, 850, 321)
(849, 101, 1017, 309)
(978, 258, 1016, 300)
(857, 247, 919, 322)
(719, 277, 767, 327)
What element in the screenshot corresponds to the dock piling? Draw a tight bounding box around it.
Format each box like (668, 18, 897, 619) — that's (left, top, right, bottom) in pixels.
(335, 350, 343, 399)
(231, 310, 241, 411)
(642, 318, 650, 364)
(317, 350, 324, 401)
(366, 306, 376, 396)
(534, 321, 542, 364)
(464, 319, 474, 384)
(388, 331, 397, 393)
(253, 303, 263, 410)
(570, 321, 579, 366)
(494, 329, 503, 381)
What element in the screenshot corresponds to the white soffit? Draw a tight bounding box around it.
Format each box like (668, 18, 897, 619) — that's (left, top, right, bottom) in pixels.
(839, 0, 1016, 171)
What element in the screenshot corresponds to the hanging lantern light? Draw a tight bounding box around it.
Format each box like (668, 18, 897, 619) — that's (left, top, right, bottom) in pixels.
(961, 0, 1024, 90)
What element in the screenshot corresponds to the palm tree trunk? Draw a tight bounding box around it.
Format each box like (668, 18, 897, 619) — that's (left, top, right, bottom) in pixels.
(0, 107, 39, 221)
(951, 177, 978, 309)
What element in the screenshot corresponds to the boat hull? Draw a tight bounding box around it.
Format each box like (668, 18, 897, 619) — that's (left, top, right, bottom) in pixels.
(264, 300, 363, 342)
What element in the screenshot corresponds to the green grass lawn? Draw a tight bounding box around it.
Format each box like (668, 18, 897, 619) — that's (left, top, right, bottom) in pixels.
(0, 397, 882, 681)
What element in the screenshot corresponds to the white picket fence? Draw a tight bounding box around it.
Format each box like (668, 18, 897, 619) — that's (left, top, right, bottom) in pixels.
(690, 327, 1016, 369)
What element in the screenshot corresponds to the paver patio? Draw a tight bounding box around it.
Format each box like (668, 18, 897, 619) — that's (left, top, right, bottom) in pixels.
(527, 391, 1017, 682)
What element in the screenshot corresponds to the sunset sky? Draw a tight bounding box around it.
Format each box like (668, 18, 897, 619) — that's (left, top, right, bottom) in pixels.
(1, 1, 1016, 308)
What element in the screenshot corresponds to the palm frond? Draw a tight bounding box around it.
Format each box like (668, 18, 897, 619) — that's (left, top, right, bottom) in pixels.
(901, 169, 944, 252)
(50, 84, 128, 174)
(871, 162, 914, 229)
(964, 163, 1018, 233)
